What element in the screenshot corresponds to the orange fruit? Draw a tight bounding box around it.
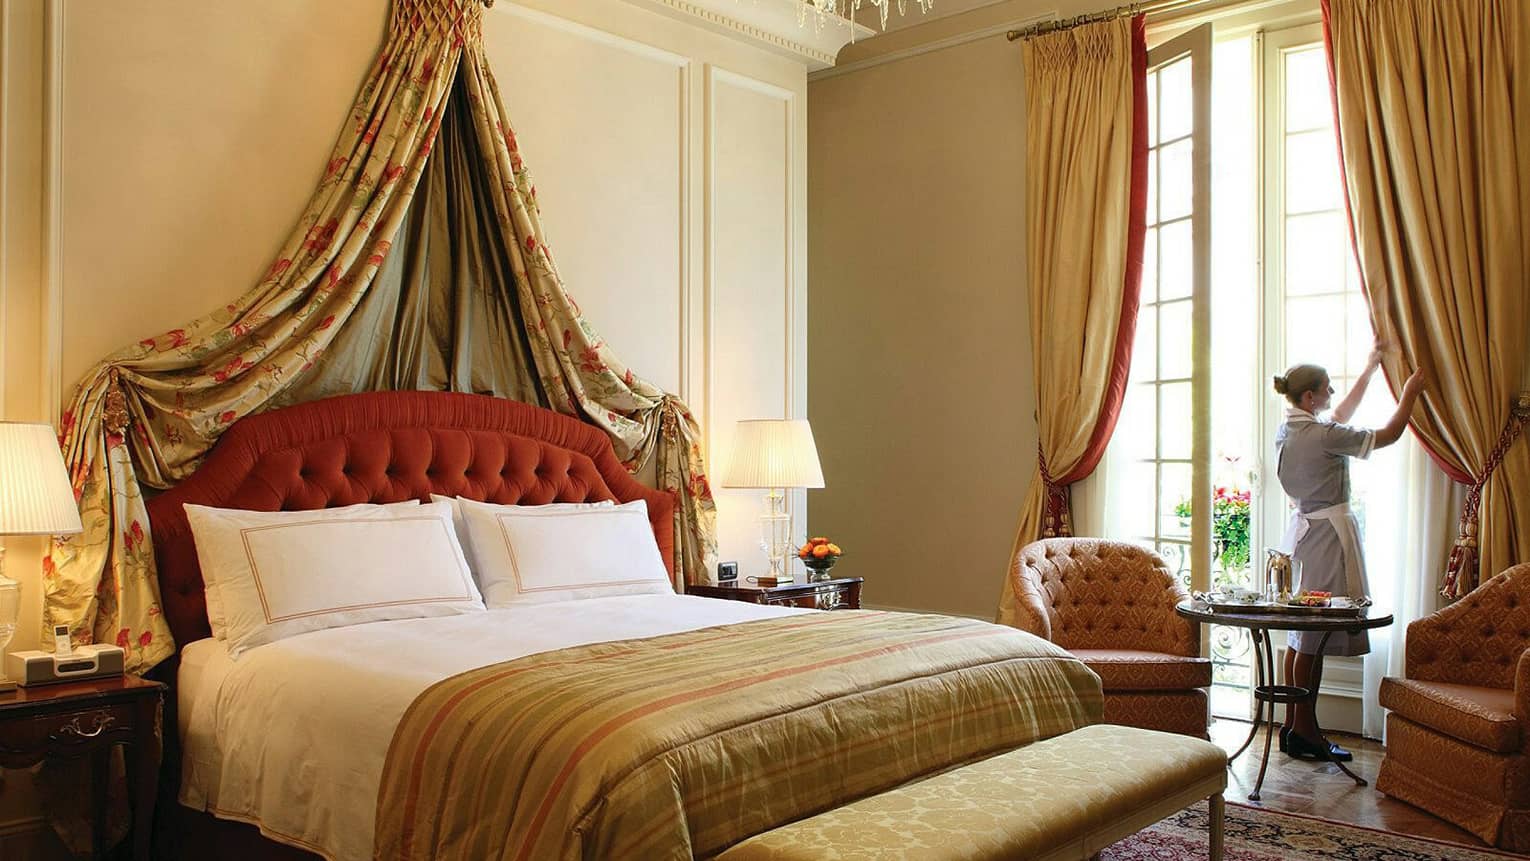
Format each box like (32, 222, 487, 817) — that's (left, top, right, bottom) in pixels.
(826, 543, 841, 555)
(812, 545, 831, 558)
(810, 536, 829, 545)
(799, 543, 814, 555)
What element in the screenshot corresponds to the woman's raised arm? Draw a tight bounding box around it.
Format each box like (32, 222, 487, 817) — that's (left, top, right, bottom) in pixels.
(1373, 369, 1426, 449)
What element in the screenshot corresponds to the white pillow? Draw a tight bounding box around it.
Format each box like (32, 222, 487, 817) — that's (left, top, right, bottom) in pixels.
(455, 497, 672, 606)
(430, 494, 613, 578)
(199, 500, 421, 640)
(185, 501, 482, 657)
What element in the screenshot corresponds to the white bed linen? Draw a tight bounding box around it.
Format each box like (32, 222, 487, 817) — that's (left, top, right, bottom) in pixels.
(177, 594, 806, 861)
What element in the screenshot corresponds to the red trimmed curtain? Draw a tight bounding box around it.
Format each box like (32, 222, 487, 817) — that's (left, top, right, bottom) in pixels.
(43, 0, 717, 673)
(998, 15, 1148, 627)
(1322, 0, 1529, 598)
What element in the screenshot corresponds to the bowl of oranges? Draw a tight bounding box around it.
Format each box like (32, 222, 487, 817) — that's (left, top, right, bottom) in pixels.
(798, 537, 843, 582)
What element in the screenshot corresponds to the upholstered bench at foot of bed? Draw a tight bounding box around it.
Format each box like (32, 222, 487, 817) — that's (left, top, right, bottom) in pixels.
(716, 724, 1227, 861)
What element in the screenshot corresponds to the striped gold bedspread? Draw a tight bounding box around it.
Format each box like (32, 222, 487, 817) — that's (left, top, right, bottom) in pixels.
(373, 610, 1103, 860)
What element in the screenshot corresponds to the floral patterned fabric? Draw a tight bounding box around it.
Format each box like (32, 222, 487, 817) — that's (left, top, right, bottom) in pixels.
(42, 0, 716, 673)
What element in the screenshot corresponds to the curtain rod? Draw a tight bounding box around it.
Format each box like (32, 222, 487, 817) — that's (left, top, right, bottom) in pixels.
(1005, 0, 1212, 41)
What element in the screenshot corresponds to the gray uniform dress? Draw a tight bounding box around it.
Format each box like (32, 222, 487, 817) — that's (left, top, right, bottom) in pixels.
(1275, 407, 1374, 657)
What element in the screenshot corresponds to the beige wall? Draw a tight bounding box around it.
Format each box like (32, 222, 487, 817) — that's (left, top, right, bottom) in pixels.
(0, 0, 816, 847)
(807, 0, 1100, 619)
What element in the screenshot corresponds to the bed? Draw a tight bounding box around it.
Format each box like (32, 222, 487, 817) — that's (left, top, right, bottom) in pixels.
(146, 391, 1103, 860)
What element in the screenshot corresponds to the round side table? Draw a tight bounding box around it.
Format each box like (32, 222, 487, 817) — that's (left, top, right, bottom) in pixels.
(1175, 599, 1393, 801)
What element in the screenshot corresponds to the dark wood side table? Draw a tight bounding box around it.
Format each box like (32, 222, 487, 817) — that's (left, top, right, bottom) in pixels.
(689, 576, 863, 611)
(1175, 599, 1392, 801)
(0, 675, 165, 861)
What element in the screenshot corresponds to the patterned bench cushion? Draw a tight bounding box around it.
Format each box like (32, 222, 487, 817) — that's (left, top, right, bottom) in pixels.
(716, 723, 1226, 861)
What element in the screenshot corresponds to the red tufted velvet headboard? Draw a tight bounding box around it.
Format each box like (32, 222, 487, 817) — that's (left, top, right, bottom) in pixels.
(146, 391, 676, 649)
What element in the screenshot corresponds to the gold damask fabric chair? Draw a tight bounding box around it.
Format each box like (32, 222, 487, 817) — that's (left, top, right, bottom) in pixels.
(1377, 563, 1530, 851)
(1006, 538, 1210, 738)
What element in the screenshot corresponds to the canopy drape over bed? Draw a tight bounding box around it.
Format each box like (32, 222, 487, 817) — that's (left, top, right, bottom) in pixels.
(43, 0, 717, 673)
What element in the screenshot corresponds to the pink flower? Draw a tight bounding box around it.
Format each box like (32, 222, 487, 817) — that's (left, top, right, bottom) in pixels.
(123, 520, 144, 553)
(325, 156, 347, 177)
(138, 631, 152, 648)
(268, 258, 292, 281)
(317, 315, 337, 331)
(218, 410, 237, 424)
(367, 240, 392, 268)
(578, 346, 607, 375)
(303, 219, 339, 252)
(524, 235, 537, 254)
(115, 628, 130, 649)
(212, 356, 251, 383)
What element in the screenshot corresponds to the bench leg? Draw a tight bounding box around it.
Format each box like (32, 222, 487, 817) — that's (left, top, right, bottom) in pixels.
(1209, 792, 1225, 860)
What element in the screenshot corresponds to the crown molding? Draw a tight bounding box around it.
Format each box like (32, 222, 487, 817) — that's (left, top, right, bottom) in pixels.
(617, 0, 873, 70)
(809, 12, 1051, 81)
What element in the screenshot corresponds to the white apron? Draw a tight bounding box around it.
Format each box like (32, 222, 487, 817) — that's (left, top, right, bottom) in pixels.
(1277, 501, 1366, 599)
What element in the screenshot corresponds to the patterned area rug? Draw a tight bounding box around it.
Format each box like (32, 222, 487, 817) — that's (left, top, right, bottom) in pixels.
(1102, 802, 1520, 860)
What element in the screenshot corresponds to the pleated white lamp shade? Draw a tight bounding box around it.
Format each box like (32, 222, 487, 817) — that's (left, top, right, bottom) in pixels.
(0, 422, 83, 536)
(721, 419, 825, 489)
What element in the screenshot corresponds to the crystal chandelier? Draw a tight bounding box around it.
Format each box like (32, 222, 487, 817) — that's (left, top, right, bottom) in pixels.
(798, 0, 934, 31)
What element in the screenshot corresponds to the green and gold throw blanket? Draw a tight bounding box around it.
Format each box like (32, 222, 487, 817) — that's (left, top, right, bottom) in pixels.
(374, 611, 1103, 860)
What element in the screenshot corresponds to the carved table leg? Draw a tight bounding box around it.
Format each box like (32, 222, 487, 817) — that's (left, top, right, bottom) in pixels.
(132, 691, 163, 861)
(91, 745, 109, 861)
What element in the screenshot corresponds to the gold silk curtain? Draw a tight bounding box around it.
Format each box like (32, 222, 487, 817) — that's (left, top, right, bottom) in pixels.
(1323, 0, 1529, 597)
(43, 0, 716, 673)
(998, 16, 1147, 627)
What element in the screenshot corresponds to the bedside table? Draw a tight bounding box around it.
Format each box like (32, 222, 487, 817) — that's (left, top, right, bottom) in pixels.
(0, 675, 165, 861)
(689, 576, 863, 611)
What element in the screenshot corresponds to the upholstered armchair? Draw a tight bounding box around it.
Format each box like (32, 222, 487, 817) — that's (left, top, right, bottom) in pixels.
(1006, 538, 1210, 738)
(1377, 562, 1530, 851)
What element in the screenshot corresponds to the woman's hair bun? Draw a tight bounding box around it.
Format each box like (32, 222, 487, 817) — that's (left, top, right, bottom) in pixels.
(1272, 374, 1289, 395)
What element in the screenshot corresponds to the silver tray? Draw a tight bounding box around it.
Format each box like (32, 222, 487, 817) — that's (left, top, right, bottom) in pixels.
(1201, 598, 1365, 617)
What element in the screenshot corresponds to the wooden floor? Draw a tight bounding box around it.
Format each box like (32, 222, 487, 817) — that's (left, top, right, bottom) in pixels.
(1209, 717, 1489, 848)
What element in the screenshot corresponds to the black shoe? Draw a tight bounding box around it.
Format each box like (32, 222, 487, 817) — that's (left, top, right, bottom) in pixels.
(1285, 731, 1330, 760)
(1325, 740, 1354, 762)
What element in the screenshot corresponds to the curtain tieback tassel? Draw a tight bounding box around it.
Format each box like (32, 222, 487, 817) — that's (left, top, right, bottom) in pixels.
(1441, 392, 1530, 600)
(1037, 444, 1073, 539)
(103, 369, 132, 435)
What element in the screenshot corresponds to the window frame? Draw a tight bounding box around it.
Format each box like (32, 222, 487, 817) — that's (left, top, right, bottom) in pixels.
(1143, 24, 1215, 597)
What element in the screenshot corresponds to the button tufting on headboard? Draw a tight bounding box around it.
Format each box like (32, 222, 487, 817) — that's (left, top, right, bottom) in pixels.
(146, 391, 676, 649)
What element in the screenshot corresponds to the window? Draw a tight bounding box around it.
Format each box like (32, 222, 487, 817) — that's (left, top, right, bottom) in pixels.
(1093, 14, 1408, 724)
(1110, 25, 1213, 592)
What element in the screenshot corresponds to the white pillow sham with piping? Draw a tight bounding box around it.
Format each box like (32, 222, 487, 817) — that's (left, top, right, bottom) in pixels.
(185, 500, 482, 657)
(198, 500, 421, 640)
(454, 496, 672, 606)
(429, 494, 613, 578)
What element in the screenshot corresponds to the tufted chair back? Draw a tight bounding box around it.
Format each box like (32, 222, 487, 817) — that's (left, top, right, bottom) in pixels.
(1009, 538, 1199, 657)
(1406, 563, 1530, 690)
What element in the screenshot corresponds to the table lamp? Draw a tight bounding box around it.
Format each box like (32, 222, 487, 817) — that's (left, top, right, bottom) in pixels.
(721, 419, 824, 584)
(0, 422, 84, 692)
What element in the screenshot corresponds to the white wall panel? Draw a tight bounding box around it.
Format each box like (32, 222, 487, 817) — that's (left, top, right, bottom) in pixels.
(488, 7, 688, 395)
(708, 68, 793, 576)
